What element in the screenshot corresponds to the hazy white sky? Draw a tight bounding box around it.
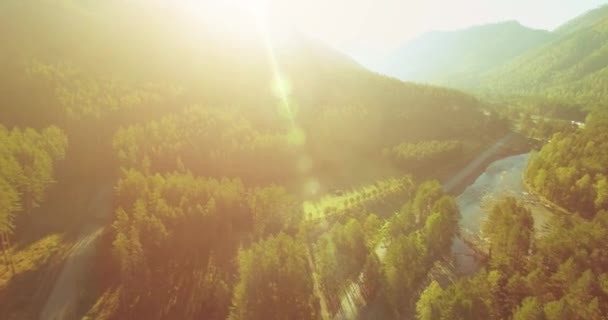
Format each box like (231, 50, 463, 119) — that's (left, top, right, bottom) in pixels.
(266, 0, 607, 60)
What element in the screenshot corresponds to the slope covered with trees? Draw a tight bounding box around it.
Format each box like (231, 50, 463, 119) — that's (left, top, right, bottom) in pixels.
(380, 5, 608, 113)
(555, 5, 608, 35)
(0, 0, 509, 180)
(416, 198, 608, 319)
(0, 1, 514, 319)
(526, 110, 608, 218)
(0, 126, 67, 272)
(383, 140, 467, 172)
(309, 180, 460, 318)
(230, 233, 317, 320)
(481, 6, 608, 108)
(381, 181, 460, 316)
(104, 165, 459, 319)
(108, 169, 305, 319)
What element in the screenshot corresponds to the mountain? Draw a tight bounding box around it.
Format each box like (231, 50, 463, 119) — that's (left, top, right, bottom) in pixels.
(480, 5, 608, 108)
(0, 0, 505, 198)
(0, 3, 510, 318)
(0, 0, 502, 149)
(379, 21, 553, 85)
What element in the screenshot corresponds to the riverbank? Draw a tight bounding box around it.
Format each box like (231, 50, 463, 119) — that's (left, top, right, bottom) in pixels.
(435, 132, 533, 196)
(449, 151, 548, 275)
(522, 175, 574, 216)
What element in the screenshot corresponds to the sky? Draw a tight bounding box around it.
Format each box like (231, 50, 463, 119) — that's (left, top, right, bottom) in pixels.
(265, 0, 607, 62)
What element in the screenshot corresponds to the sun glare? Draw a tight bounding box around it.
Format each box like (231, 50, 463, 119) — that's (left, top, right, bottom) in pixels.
(234, 0, 270, 19)
(176, 0, 270, 20)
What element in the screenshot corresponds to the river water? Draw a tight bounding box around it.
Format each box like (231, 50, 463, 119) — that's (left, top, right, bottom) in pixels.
(451, 153, 553, 274)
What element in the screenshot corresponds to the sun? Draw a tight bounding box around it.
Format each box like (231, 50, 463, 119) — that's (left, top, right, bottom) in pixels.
(175, 0, 270, 21)
(232, 0, 270, 19)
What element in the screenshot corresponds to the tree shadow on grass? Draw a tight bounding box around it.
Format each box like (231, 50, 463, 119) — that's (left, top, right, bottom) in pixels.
(0, 253, 61, 320)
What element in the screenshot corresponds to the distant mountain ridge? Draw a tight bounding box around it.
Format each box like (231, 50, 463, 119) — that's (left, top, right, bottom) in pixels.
(479, 5, 608, 107)
(379, 5, 608, 108)
(379, 21, 554, 85)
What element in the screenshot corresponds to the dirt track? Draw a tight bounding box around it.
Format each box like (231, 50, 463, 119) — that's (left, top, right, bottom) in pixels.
(39, 184, 113, 320)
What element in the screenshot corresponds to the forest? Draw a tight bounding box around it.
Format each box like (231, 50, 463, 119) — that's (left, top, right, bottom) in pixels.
(0, 2, 504, 319)
(417, 198, 608, 319)
(0, 1, 607, 320)
(526, 109, 608, 218)
(383, 140, 468, 172)
(383, 4, 608, 110)
(0, 126, 67, 267)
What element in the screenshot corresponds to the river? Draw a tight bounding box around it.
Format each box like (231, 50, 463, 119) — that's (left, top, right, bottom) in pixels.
(332, 152, 549, 319)
(451, 152, 553, 274)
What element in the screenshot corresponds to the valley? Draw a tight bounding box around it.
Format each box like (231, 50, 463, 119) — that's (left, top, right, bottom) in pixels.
(1, 1, 608, 319)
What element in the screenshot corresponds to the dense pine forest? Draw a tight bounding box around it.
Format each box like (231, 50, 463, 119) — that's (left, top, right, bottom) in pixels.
(1, 1, 607, 320)
(526, 109, 608, 218)
(446, 6, 608, 317)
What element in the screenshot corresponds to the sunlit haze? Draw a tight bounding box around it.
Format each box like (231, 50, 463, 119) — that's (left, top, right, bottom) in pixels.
(171, 0, 607, 63)
(274, 0, 607, 60)
(3, 1, 608, 319)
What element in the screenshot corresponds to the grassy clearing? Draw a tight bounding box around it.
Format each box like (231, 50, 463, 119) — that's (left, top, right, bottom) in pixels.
(0, 234, 65, 287)
(0, 233, 68, 319)
(82, 287, 122, 320)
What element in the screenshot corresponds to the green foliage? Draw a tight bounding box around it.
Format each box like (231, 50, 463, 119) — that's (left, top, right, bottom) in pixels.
(302, 176, 415, 222)
(248, 185, 299, 239)
(382, 181, 460, 316)
(110, 170, 302, 318)
(0, 2, 574, 319)
(381, 21, 553, 86)
(416, 280, 443, 320)
(482, 197, 534, 272)
(384, 233, 427, 313)
(513, 297, 544, 320)
(363, 214, 382, 250)
(0, 178, 20, 233)
(423, 196, 460, 258)
(556, 6, 608, 35)
(0, 1, 511, 192)
(526, 111, 608, 217)
(382, 5, 608, 112)
(12, 0, 497, 314)
(22, 60, 181, 120)
(113, 107, 297, 183)
(416, 276, 492, 320)
(383, 140, 466, 171)
(416, 200, 608, 319)
(479, 7, 608, 108)
(314, 218, 368, 307)
(229, 233, 317, 320)
(0, 125, 67, 221)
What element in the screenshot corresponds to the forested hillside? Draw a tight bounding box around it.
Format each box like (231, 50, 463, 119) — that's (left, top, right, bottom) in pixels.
(7, 1, 607, 319)
(0, 1, 512, 319)
(429, 112, 608, 320)
(481, 6, 608, 108)
(526, 109, 608, 218)
(555, 5, 608, 35)
(379, 21, 552, 86)
(416, 198, 608, 319)
(380, 5, 608, 112)
(0, 0, 508, 176)
(0, 126, 67, 253)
